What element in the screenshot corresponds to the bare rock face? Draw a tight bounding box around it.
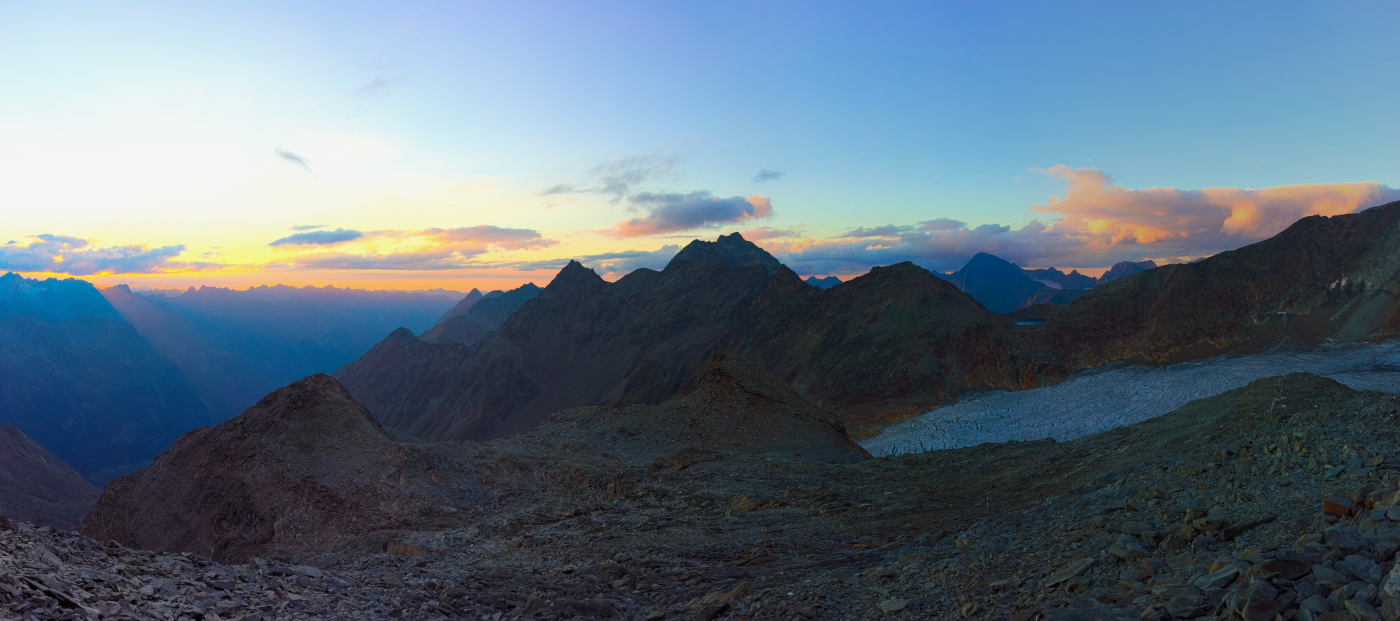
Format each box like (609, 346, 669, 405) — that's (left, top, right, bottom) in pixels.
(0, 423, 99, 530)
(80, 374, 464, 562)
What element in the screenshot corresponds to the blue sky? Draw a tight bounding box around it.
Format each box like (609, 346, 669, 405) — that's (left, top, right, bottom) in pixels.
(1, 1, 1397, 288)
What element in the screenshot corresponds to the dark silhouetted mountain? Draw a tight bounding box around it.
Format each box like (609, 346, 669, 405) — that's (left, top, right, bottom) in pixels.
(1036, 203, 1400, 368)
(1024, 267, 1097, 290)
(338, 233, 791, 441)
(428, 288, 485, 328)
(341, 202, 1400, 439)
(0, 275, 214, 482)
(0, 422, 100, 530)
(946, 253, 1056, 313)
(1097, 260, 1157, 284)
(804, 276, 842, 289)
(420, 283, 541, 345)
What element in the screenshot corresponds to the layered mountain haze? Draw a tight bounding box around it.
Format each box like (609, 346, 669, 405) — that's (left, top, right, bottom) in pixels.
(0, 274, 214, 482)
(0, 276, 457, 482)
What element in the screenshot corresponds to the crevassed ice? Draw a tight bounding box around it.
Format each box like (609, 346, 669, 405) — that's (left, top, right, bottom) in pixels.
(860, 340, 1400, 457)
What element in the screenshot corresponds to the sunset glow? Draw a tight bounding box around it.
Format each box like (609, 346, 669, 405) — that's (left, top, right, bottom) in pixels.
(3, 2, 1398, 290)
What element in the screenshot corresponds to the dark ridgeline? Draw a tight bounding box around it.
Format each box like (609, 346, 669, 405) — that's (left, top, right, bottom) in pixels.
(1023, 266, 1097, 290)
(341, 200, 1400, 440)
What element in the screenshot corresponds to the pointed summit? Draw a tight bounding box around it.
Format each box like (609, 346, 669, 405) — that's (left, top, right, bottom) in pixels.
(665, 233, 782, 274)
(549, 260, 607, 289)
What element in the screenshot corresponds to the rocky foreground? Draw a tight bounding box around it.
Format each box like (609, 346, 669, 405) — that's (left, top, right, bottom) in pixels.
(17, 371, 1399, 619)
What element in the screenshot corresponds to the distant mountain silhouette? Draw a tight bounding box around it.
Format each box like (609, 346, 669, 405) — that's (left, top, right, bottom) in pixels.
(946, 253, 1053, 313)
(804, 276, 842, 289)
(428, 288, 485, 329)
(0, 422, 100, 530)
(1097, 260, 1157, 284)
(1024, 267, 1097, 290)
(420, 283, 541, 345)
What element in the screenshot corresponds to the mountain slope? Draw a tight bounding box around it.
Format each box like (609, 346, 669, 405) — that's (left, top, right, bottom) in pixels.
(803, 276, 842, 289)
(420, 283, 541, 345)
(0, 423, 100, 530)
(428, 288, 485, 328)
(80, 374, 466, 562)
(1038, 202, 1400, 367)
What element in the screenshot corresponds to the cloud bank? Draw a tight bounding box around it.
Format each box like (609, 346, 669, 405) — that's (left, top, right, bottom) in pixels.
(772, 167, 1400, 275)
(0, 235, 202, 276)
(274, 225, 558, 271)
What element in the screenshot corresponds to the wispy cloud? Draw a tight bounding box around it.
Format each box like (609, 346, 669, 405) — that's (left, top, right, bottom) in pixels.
(539, 183, 576, 196)
(754, 168, 783, 182)
(353, 77, 402, 98)
(605, 192, 774, 237)
(769, 167, 1400, 275)
(274, 148, 313, 174)
(268, 228, 364, 247)
(290, 224, 327, 231)
(0, 235, 214, 276)
(592, 155, 680, 201)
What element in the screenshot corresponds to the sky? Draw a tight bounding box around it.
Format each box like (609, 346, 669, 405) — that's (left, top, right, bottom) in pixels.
(2, 1, 1398, 291)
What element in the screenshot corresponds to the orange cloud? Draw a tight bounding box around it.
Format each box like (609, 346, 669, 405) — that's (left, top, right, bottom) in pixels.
(1032, 165, 1397, 254)
(774, 167, 1400, 276)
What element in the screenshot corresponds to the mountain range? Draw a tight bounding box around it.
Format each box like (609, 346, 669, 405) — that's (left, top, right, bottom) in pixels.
(340, 200, 1400, 440)
(0, 278, 458, 481)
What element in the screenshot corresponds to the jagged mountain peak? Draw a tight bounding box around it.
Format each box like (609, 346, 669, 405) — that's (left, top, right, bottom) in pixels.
(665, 233, 782, 274)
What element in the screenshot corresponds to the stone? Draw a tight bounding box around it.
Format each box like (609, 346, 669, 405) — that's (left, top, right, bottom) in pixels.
(1348, 599, 1384, 621)
(1191, 564, 1240, 590)
(1338, 555, 1384, 584)
(1326, 498, 1357, 517)
(1260, 557, 1311, 580)
(878, 598, 907, 613)
(1316, 565, 1352, 589)
(1046, 558, 1096, 587)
